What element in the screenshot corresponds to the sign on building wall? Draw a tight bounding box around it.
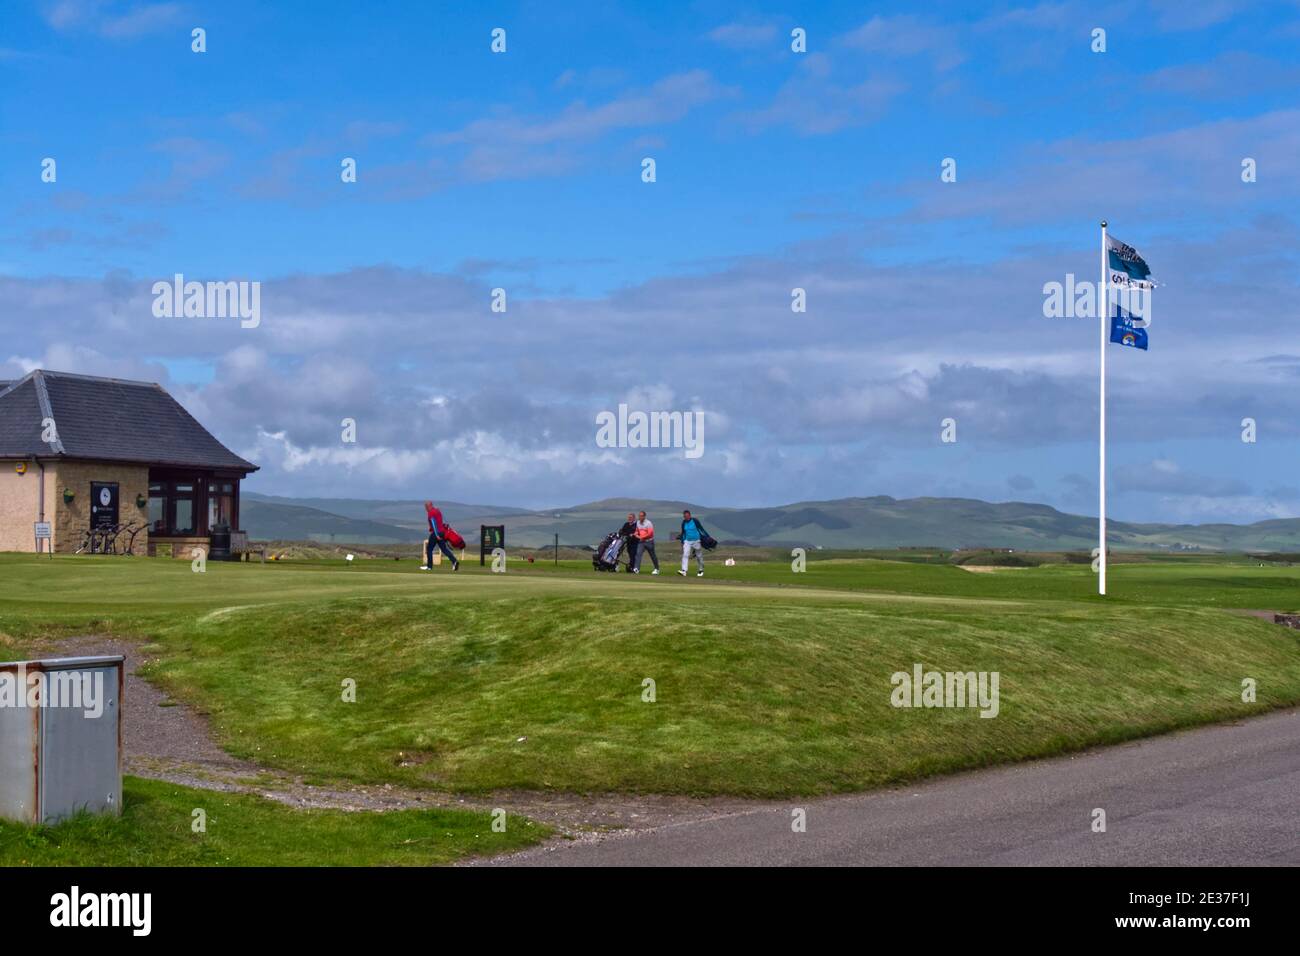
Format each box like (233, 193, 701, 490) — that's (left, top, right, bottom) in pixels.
(90, 482, 119, 529)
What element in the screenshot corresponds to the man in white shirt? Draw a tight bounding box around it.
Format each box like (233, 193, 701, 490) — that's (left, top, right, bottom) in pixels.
(632, 510, 659, 574)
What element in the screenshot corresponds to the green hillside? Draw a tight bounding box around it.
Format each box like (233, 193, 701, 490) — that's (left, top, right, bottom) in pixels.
(239, 499, 423, 544)
(238, 492, 1300, 552)
(243, 492, 528, 532)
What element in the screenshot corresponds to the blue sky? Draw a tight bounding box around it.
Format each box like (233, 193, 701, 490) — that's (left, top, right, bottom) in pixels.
(2, 0, 1298, 521)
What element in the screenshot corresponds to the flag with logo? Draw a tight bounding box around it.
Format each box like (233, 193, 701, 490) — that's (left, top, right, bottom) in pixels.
(1106, 234, 1155, 289)
(1109, 305, 1148, 350)
(1106, 234, 1155, 349)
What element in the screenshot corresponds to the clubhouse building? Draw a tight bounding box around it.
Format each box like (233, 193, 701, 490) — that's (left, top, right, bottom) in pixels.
(0, 370, 258, 556)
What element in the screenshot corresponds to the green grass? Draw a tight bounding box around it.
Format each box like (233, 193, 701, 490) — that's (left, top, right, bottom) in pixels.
(719, 553, 1300, 609)
(0, 776, 546, 866)
(1, 552, 1298, 797)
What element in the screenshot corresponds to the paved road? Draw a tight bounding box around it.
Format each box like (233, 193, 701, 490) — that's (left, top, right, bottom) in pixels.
(493, 709, 1300, 866)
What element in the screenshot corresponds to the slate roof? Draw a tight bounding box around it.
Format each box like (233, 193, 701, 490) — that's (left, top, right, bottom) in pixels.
(0, 370, 257, 472)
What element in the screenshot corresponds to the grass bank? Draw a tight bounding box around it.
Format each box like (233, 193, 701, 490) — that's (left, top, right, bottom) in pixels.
(3, 554, 1296, 797)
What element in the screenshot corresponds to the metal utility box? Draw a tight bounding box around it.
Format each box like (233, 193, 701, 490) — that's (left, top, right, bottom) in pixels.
(0, 656, 123, 825)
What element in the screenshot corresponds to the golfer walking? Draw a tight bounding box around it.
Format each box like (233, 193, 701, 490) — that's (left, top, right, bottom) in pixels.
(421, 500, 460, 571)
(677, 509, 708, 577)
(618, 511, 639, 573)
(632, 510, 659, 574)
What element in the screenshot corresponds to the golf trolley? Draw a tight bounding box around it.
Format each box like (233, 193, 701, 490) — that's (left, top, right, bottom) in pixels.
(74, 522, 145, 555)
(73, 526, 101, 554)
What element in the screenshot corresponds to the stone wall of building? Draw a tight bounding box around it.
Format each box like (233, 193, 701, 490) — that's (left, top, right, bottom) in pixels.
(148, 535, 212, 559)
(48, 459, 151, 554)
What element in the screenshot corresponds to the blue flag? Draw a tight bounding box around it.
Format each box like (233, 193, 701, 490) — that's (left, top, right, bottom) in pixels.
(1105, 233, 1154, 349)
(1110, 306, 1148, 351)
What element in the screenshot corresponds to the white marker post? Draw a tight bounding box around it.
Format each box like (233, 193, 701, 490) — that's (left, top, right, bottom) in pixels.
(1098, 220, 1108, 596)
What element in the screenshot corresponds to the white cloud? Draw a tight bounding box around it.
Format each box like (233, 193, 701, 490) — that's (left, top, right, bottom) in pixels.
(42, 1, 186, 38)
(432, 70, 734, 149)
(707, 21, 779, 50)
(735, 54, 906, 135)
(2, 202, 1297, 518)
(839, 15, 966, 72)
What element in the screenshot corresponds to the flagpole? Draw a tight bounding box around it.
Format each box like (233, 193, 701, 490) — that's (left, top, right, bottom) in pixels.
(1098, 220, 1108, 596)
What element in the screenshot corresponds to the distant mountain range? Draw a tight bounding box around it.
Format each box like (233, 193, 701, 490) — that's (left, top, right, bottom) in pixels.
(240, 494, 530, 544)
(240, 492, 1300, 552)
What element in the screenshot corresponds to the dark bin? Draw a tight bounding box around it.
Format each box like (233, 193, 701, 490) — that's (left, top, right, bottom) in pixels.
(209, 526, 232, 561)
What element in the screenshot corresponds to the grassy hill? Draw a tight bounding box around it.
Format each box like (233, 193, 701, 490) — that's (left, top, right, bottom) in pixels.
(243, 492, 530, 529)
(241, 493, 531, 544)
(240, 498, 424, 544)
(239, 492, 1300, 552)
(2, 553, 1298, 799)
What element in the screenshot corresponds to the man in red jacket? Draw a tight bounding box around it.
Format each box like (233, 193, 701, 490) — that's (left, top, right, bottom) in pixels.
(421, 500, 460, 571)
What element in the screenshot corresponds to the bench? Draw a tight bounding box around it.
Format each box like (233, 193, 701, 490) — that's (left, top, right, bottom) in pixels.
(231, 531, 267, 563)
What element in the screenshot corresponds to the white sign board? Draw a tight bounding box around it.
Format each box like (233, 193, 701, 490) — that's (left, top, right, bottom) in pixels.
(34, 521, 52, 556)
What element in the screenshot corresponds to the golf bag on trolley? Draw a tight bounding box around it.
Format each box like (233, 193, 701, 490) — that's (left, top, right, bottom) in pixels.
(592, 531, 626, 571)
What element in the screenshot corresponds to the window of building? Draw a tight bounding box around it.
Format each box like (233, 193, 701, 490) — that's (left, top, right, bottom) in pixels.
(173, 483, 195, 535)
(149, 477, 211, 535)
(148, 482, 167, 533)
(208, 481, 234, 529)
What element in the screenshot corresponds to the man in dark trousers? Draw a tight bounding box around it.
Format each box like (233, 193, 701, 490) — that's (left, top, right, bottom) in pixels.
(632, 510, 659, 574)
(421, 500, 460, 571)
(618, 511, 639, 572)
